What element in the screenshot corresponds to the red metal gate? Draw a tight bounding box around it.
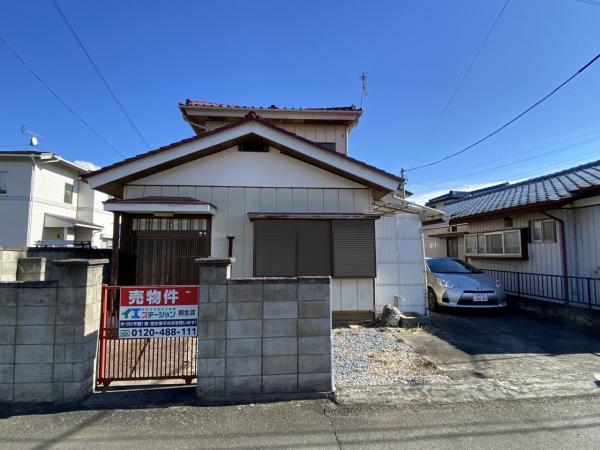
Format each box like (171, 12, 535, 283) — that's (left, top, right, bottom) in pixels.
(97, 285, 198, 387)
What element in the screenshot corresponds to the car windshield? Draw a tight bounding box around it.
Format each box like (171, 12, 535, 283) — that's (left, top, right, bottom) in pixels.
(427, 258, 483, 274)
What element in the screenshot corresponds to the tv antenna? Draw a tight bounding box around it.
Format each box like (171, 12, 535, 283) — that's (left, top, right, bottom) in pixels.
(21, 125, 43, 147)
(360, 72, 368, 109)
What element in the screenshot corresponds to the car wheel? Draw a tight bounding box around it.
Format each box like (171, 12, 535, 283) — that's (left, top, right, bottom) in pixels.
(428, 288, 439, 312)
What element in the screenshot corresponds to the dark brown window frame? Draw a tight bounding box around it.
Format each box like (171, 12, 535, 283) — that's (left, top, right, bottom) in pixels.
(253, 218, 376, 278)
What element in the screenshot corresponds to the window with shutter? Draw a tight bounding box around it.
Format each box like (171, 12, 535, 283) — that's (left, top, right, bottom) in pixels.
(297, 220, 331, 276)
(253, 218, 376, 278)
(254, 220, 297, 276)
(332, 220, 376, 277)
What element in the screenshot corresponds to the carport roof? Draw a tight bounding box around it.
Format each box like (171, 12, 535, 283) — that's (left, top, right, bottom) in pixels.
(441, 159, 600, 221)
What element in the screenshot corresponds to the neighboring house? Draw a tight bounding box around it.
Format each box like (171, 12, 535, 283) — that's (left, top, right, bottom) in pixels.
(425, 183, 509, 209)
(423, 159, 600, 305)
(0, 151, 113, 248)
(84, 100, 443, 318)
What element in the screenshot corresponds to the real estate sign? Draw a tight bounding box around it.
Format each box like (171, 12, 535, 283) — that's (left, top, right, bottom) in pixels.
(118, 286, 198, 339)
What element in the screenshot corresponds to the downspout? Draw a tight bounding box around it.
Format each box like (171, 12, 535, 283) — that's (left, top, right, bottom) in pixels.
(26, 155, 36, 246)
(543, 211, 569, 301)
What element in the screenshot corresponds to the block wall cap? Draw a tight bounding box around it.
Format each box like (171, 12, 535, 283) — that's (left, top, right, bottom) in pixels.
(0, 280, 55, 288)
(196, 257, 236, 265)
(52, 258, 109, 267)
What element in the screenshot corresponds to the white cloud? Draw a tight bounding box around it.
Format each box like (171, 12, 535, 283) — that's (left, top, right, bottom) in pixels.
(409, 181, 515, 206)
(74, 160, 101, 171)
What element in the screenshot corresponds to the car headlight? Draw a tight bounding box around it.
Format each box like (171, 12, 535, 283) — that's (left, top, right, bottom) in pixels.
(495, 279, 503, 288)
(437, 278, 457, 289)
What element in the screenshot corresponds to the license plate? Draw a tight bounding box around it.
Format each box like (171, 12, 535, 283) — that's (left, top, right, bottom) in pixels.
(473, 293, 488, 302)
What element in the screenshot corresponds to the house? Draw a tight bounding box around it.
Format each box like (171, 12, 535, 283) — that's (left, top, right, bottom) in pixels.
(423, 159, 600, 305)
(424, 183, 509, 209)
(83, 100, 443, 318)
(0, 151, 113, 248)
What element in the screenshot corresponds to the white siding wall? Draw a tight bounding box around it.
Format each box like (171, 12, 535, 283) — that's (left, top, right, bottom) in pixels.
(0, 159, 33, 246)
(203, 123, 349, 154)
(375, 214, 427, 315)
(29, 163, 80, 246)
(77, 183, 113, 248)
(556, 200, 600, 278)
(125, 184, 373, 311)
(464, 213, 562, 275)
(133, 147, 363, 188)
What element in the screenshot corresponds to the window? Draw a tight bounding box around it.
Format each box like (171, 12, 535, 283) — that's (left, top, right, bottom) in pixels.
(530, 219, 556, 243)
(238, 141, 268, 152)
(316, 142, 336, 151)
(465, 235, 477, 254)
(477, 234, 486, 254)
(64, 182, 74, 204)
(464, 229, 525, 257)
(485, 233, 503, 254)
(503, 230, 521, 254)
(0, 171, 6, 194)
(254, 219, 376, 278)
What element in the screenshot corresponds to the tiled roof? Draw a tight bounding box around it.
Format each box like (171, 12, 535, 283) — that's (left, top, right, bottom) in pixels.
(441, 159, 600, 220)
(425, 183, 509, 206)
(182, 99, 360, 111)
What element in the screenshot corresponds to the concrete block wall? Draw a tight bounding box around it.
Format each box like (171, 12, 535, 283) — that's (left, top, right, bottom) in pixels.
(0, 259, 106, 404)
(0, 247, 27, 282)
(17, 257, 46, 282)
(196, 258, 333, 400)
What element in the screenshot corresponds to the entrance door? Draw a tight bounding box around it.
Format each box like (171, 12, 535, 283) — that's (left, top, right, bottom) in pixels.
(126, 216, 211, 285)
(447, 237, 459, 259)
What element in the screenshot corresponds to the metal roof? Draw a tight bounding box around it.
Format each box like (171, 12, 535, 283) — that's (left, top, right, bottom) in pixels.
(440, 159, 600, 220)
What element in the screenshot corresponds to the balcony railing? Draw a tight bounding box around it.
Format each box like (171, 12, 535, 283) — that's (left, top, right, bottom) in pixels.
(484, 269, 600, 310)
(34, 240, 92, 248)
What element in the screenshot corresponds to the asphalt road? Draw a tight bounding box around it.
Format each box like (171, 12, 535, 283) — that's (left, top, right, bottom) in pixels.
(1, 394, 600, 449)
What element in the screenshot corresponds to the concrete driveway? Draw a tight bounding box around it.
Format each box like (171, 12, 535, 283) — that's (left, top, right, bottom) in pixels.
(400, 310, 600, 382)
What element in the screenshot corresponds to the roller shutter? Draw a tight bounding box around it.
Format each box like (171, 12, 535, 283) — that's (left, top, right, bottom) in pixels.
(297, 220, 331, 276)
(254, 220, 296, 276)
(332, 219, 376, 277)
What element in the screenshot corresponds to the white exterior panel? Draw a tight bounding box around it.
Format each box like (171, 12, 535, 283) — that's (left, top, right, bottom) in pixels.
(375, 214, 427, 315)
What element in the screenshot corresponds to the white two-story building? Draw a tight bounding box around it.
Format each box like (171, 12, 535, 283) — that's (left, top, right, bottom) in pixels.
(0, 151, 113, 248)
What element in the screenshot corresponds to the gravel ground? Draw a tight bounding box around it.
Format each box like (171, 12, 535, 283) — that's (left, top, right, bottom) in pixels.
(333, 326, 451, 386)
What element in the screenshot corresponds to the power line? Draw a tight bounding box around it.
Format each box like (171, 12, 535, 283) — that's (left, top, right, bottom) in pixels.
(0, 35, 125, 158)
(51, 0, 151, 150)
(417, 124, 600, 186)
(419, 134, 600, 188)
(406, 51, 600, 172)
(410, 0, 510, 169)
(576, 0, 600, 7)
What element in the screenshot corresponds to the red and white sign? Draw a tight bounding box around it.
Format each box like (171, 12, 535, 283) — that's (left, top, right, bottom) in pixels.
(118, 286, 198, 339)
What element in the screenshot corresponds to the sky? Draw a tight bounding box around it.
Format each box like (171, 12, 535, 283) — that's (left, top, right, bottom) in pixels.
(1, 0, 600, 203)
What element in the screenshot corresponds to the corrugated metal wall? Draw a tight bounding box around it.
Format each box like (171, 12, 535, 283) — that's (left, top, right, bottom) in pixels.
(375, 214, 427, 315)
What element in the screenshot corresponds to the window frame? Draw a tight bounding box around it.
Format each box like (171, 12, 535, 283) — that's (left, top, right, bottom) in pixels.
(464, 228, 526, 258)
(0, 171, 7, 194)
(253, 218, 376, 278)
(63, 182, 74, 204)
(529, 219, 557, 243)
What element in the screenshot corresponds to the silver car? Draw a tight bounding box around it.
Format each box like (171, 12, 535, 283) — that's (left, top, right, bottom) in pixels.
(426, 257, 506, 310)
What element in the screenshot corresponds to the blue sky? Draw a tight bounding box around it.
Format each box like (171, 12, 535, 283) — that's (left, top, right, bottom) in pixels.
(1, 0, 599, 203)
